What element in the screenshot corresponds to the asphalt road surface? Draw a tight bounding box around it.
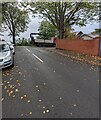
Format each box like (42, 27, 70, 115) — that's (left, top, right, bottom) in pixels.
(2, 46, 99, 118)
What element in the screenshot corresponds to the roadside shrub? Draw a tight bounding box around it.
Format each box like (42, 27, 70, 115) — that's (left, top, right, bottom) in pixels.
(16, 38, 29, 46)
(64, 29, 76, 40)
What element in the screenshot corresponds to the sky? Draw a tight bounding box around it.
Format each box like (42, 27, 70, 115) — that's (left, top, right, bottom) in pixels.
(0, 16, 99, 42)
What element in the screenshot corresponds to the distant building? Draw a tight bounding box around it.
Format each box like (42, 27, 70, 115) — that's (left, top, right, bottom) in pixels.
(80, 34, 93, 40)
(88, 34, 100, 39)
(75, 31, 100, 40)
(75, 31, 83, 38)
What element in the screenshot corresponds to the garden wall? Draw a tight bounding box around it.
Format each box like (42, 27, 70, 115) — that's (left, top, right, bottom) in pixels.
(56, 38, 100, 56)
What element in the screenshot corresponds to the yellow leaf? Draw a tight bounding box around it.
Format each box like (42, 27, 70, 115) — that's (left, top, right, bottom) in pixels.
(29, 112, 32, 115)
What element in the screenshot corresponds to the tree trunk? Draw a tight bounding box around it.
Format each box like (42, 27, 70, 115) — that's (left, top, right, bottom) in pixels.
(58, 29, 64, 39)
(58, 4, 65, 39)
(58, 21, 64, 39)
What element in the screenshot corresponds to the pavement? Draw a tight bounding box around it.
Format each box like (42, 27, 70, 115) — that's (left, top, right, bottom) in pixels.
(45, 47, 101, 66)
(1, 46, 99, 118)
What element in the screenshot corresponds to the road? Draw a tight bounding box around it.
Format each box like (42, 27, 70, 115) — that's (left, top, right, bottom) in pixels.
(2, 46, 99, 118)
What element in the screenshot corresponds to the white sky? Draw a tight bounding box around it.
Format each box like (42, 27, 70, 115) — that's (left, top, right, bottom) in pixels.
(0, 16, 99, 42)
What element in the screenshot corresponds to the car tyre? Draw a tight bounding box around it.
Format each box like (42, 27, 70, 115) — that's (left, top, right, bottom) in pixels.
(11, 55, 14, 67)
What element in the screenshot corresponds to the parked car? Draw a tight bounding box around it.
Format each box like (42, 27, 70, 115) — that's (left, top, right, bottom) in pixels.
(7, 41, 15, 54)
(0, 41, 14, 69)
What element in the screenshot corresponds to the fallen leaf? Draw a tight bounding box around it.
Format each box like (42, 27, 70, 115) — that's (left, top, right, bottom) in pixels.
(15, 89, 19, 92)
(43, 106, 45, 109)
(10, 91, 13, 94)
(21, 97, 24, 100)
(12, 87, 15, 89)
(1, 98, 4, 102)
(43, 83, 46, 85)
(51, 105, 54, 107)
(70, 112, 73, 116)
(12, 95, 15, 98)
(4, 81, 7, 83)
(16, 80, 19, 82)
(8, 93, 11, 96)
(46, 109, 50, 113)
(19, 72, 22, 75)
(10, 78, 12, 80)
(23, 94, 27, 98)
(1, 83, 4, 86)
(4, 86, 7, 89)
(76, 90, 80, 92)
(39, 100, 42, 102)
(43, 111, 46, 114)
(21, 114, 23, 116)
(28, 100, 31, 103)
(7, 90, 9, 93)
(18, 83, 20, 86)
(97, 80, 99, 83)
(73, 104, 77, 107)
(10, 85, 13, 88)
(29, 112, 32, 115)
(59, 97, 62, 100)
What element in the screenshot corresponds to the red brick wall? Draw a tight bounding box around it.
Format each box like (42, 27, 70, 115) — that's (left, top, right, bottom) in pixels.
(56, 38, 100, 56)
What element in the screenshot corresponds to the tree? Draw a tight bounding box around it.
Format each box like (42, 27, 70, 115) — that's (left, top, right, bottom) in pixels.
(29, 2, 99, 39)
(64, 28, 76, 39)
(91, 28, 101, 35)
(38, 19, 57, 39)
(1, 2, 29, 44)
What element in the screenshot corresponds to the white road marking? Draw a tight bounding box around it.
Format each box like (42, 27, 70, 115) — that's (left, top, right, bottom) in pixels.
(32, 53, 43, 63)
(25, 48, 43, 63)
(26, 48, 31, 52)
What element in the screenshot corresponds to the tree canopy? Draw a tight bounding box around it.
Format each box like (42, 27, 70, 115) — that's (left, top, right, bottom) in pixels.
(1, 2, 29, 44)
(29, 2, 99, 39)
(38, 19, 57, 39)
(91, 28, 101, 35)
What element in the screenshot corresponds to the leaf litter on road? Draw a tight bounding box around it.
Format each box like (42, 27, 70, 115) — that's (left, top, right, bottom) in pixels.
(4, 86, 7, 89)
(43, 111, 46, 114)
(73, 104, 77, 107)
(42, 106, 45, 109)
(70, 112, 73, 116)
(38, 99, 42, 102)
(15, 89, 19, 92)
(43, 83, 46, 86)
(42, 109, 50, 114)
(36, 85, 38, 88)
(1, 98, 4, 102)
(51, 105, 54, 108)
(27, 100, 31, 103)
(37, 89, 40, 92)
(12, 95, 16, 98)
(76, 90, 80, 93)
(23, 94, 27, 98)
(46, 109, 50, 113)
(29, 112, 32, 115)
(59, 97, 62, 100)
(21, 97, 24, 100)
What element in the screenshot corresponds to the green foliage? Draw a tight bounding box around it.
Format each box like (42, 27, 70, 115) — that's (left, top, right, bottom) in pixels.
(29, 2, 99, 39)
(91, 28, 101, 35)
(16, 38, 29, 46)
(64, 28, 76, 39)
(1, 2, 29, 44)
(38, 19, 57, 39)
